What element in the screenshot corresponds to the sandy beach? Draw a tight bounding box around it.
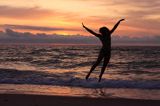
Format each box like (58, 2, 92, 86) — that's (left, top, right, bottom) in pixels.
(0, 93, 160, 106)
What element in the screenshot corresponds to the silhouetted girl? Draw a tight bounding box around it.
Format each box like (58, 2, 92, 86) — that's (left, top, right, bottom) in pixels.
(82, 19, 125, 82)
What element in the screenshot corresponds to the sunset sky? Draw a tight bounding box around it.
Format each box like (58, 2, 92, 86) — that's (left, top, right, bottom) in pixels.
(0, 0, 160, 36)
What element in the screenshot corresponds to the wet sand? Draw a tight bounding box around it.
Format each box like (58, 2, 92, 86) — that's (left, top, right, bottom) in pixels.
(0, 94, 160, 106)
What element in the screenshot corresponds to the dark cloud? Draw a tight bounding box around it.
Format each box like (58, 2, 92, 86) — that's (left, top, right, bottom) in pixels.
(112, 35, 160, 45)
(0, 24, 65, 31)
(0, 29, 98, 44)
(0, 24, 80, 32)
(0, 29, 159, 45)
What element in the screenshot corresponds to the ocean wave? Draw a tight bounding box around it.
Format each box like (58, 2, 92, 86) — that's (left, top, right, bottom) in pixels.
(0, 68, 159, 89)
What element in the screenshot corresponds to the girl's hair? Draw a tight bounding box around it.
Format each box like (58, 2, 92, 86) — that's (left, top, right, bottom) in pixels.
(99, 27, 109, 34)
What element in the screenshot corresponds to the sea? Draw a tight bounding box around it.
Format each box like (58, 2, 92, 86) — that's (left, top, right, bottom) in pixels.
(0, 44, 160, 100)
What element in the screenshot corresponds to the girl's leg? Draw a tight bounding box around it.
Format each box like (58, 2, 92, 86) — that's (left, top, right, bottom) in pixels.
(98, 56, 110, 82)
(86, 52, 103, 80)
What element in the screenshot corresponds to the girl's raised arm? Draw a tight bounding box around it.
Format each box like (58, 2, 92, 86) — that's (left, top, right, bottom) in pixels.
(82, 23, 100, 38)
(110, 19, 125, 34)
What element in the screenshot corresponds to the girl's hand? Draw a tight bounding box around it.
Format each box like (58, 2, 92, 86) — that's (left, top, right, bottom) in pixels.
(120, 19, 125, 21)
(82, 23, 85, 28)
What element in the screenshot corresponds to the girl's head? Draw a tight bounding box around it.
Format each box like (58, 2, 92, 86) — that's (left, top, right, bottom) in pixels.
(99, 27, 109, 35)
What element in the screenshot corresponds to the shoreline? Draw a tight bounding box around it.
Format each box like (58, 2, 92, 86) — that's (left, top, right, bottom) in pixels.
(0, 93, 160, 106)
(0, 84, 160, 100)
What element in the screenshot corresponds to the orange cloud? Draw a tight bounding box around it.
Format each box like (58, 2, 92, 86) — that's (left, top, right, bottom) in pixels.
(0, 0, 160, 36)
(0, 6, 54, 19)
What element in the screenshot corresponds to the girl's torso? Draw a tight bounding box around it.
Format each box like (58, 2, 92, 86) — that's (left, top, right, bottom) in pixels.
(99, 35, 111, 56)
(99, 35, 111, 50)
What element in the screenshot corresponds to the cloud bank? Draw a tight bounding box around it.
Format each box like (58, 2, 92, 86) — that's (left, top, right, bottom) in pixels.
(0, 24, 76, 31)
(0, 29, 159, 45)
